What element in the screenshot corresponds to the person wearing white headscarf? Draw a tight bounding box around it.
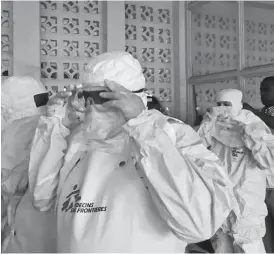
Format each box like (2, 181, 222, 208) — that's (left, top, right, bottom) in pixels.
(198, 89, 274, 253)
(28, 51, 236, 252)
(1, 76, 57, 253)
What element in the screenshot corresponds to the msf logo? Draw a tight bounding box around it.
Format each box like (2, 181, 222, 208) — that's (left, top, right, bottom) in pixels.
(231, 147, 244, 161)
(61, 184, 81, 212)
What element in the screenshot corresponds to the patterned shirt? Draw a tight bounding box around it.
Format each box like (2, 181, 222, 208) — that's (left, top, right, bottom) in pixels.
(263, 105, 274, 116)
(262, 106, 274, 135)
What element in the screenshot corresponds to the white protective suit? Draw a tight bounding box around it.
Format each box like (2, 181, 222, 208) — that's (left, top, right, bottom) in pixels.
(1, 76, 57, 253)
(198, 89, 274, 253)
(28, 51, 237, 252)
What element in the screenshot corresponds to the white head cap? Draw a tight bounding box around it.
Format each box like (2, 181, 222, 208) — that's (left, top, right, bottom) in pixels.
(1, 76, 46, 128)
(217, 89, 243, 115)
(83, 51, 147, 105)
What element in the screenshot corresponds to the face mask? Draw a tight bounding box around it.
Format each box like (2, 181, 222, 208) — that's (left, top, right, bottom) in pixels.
(211, 106, 233, 121)
(211, 106, 245, 148)
(83, 105, 126, 140)
(218, 106, 233, 121)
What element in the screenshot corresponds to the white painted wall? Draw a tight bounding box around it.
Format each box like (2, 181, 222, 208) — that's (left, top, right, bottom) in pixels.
(106, 1, 126, 52)
(13, 1, 40, 80)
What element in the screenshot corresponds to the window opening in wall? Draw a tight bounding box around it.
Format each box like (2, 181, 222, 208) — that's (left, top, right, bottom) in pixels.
(187, 1, 274, 126)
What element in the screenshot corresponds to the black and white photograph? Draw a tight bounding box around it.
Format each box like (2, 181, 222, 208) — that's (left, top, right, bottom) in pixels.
(1, 0, 274, 253)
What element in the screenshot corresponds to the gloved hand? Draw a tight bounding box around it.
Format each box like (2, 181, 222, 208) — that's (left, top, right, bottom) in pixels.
(46, 84, 82, 127)
(209, 106, 234, 122)
(100, 80, 146, 121)
(206, 107, 220, 120)
(83, 99, 126, 140)
(204, 107, 226, 123)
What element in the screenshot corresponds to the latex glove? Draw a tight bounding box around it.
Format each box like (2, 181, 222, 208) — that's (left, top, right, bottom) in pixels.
(229, 118, 246, 136)
(46, 84, 82, 127)
(213, 106, 234, 121)
(100, 80, 146, 121)
(204, 106, 229, 123)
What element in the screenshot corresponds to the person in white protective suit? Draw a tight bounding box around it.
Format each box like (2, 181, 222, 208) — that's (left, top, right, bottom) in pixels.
(1, 76, 59, 253)
(243, 76, 274, 253)
(198, 88, 274, 253)
(28, 51, 237, 252)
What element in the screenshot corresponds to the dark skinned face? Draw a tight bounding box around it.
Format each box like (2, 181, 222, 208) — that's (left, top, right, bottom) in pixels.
(261, 81, 274, 107)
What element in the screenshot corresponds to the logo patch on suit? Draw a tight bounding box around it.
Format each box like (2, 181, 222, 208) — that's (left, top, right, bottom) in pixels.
(61, 184, 107, 213)
(231, 147, 244, 161)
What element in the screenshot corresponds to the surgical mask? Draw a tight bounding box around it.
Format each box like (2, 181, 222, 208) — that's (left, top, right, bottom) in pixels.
(83, 104, 126, 141)
(211, 106, 233, 121)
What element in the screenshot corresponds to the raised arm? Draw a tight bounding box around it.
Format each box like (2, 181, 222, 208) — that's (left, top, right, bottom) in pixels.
(238, 114, 274, 170)
(28, 90, 74, 212)
(123, 110, 236, 243)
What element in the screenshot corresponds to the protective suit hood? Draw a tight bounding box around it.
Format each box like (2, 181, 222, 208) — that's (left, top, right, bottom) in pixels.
(80, 52, 146, 140)
(217, 89, 243, 116)
(1, 76, 46, 129)
(205, 90, 244, 147)
(83, 51, 147, 106)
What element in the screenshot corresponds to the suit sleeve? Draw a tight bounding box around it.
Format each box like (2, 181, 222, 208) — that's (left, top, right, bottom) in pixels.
(28, 116, 70, 212)
(123, 110, 236, 243)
